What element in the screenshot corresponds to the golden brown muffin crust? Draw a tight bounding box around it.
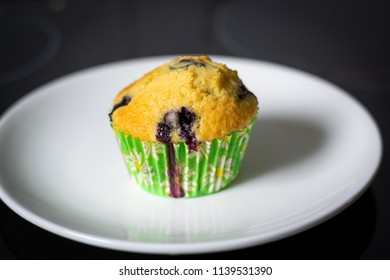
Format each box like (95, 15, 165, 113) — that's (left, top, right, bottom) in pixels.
(111, 55, 258, 142)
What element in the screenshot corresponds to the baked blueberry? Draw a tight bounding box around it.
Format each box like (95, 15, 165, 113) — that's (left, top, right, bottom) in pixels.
(179, 107, 196, 133)
(156, 123, 171, 144)
(170, 58, 206, 70)
(238, 84, 255, 100)
(157, 114, 187, 198)
(108, 95, 131, 121)
(166, 142, 185, 198)
(178, 107, 199, 151)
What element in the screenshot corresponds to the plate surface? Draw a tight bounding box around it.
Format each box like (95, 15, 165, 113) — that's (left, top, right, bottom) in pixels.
(0, 56, 382, 254)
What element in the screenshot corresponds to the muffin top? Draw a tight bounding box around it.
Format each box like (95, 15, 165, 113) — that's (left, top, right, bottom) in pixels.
(110, 55, 258, 144)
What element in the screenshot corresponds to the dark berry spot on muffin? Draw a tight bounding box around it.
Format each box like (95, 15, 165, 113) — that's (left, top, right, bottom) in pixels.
(184, 133, 200, 152)
(170, 59, 206, 70)
(238, 84, 256, 100)
(179, 107, 196, 133)
(156, 119, 186, 198)
(109, 95, 131, 121)
(178, 59, 206, 67)
(163, 108, 200, 150)
(157, 107, 199, 150)
(156, 123, 171, 143)
(178, 107, 200, 151)
(166, 142, 185, 198)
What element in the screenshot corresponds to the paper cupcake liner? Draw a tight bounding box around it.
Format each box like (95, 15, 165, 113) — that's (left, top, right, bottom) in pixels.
(115, 120, 255, 198)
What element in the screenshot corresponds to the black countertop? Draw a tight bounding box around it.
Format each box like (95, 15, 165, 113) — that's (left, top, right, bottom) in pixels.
(0, 0, 389, 259)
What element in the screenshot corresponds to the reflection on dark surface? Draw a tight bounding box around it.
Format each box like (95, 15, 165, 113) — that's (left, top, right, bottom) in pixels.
(0, 0, 388, 259)
(213, 0, 390, 91)
(0, 13, 60, 86)
(0, 189, 376, 259)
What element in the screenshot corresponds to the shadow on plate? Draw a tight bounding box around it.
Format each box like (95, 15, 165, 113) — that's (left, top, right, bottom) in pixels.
(236, 116, 327, 183)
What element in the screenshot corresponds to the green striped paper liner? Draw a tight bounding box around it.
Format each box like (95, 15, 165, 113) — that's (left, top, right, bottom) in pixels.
(115, 120, 255, 198)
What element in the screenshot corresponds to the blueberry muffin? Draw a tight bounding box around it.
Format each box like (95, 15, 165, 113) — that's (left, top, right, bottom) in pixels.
(110, 55, 258, 198)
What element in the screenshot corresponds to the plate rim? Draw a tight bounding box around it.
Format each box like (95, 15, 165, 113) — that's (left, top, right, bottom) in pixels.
(0, 55, 383, 254)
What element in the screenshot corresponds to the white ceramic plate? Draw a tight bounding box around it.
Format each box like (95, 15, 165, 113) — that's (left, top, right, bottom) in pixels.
(0, 56, 382, 254)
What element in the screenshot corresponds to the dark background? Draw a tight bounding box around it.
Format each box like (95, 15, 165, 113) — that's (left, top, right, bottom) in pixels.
(0, 0, 389, 259)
